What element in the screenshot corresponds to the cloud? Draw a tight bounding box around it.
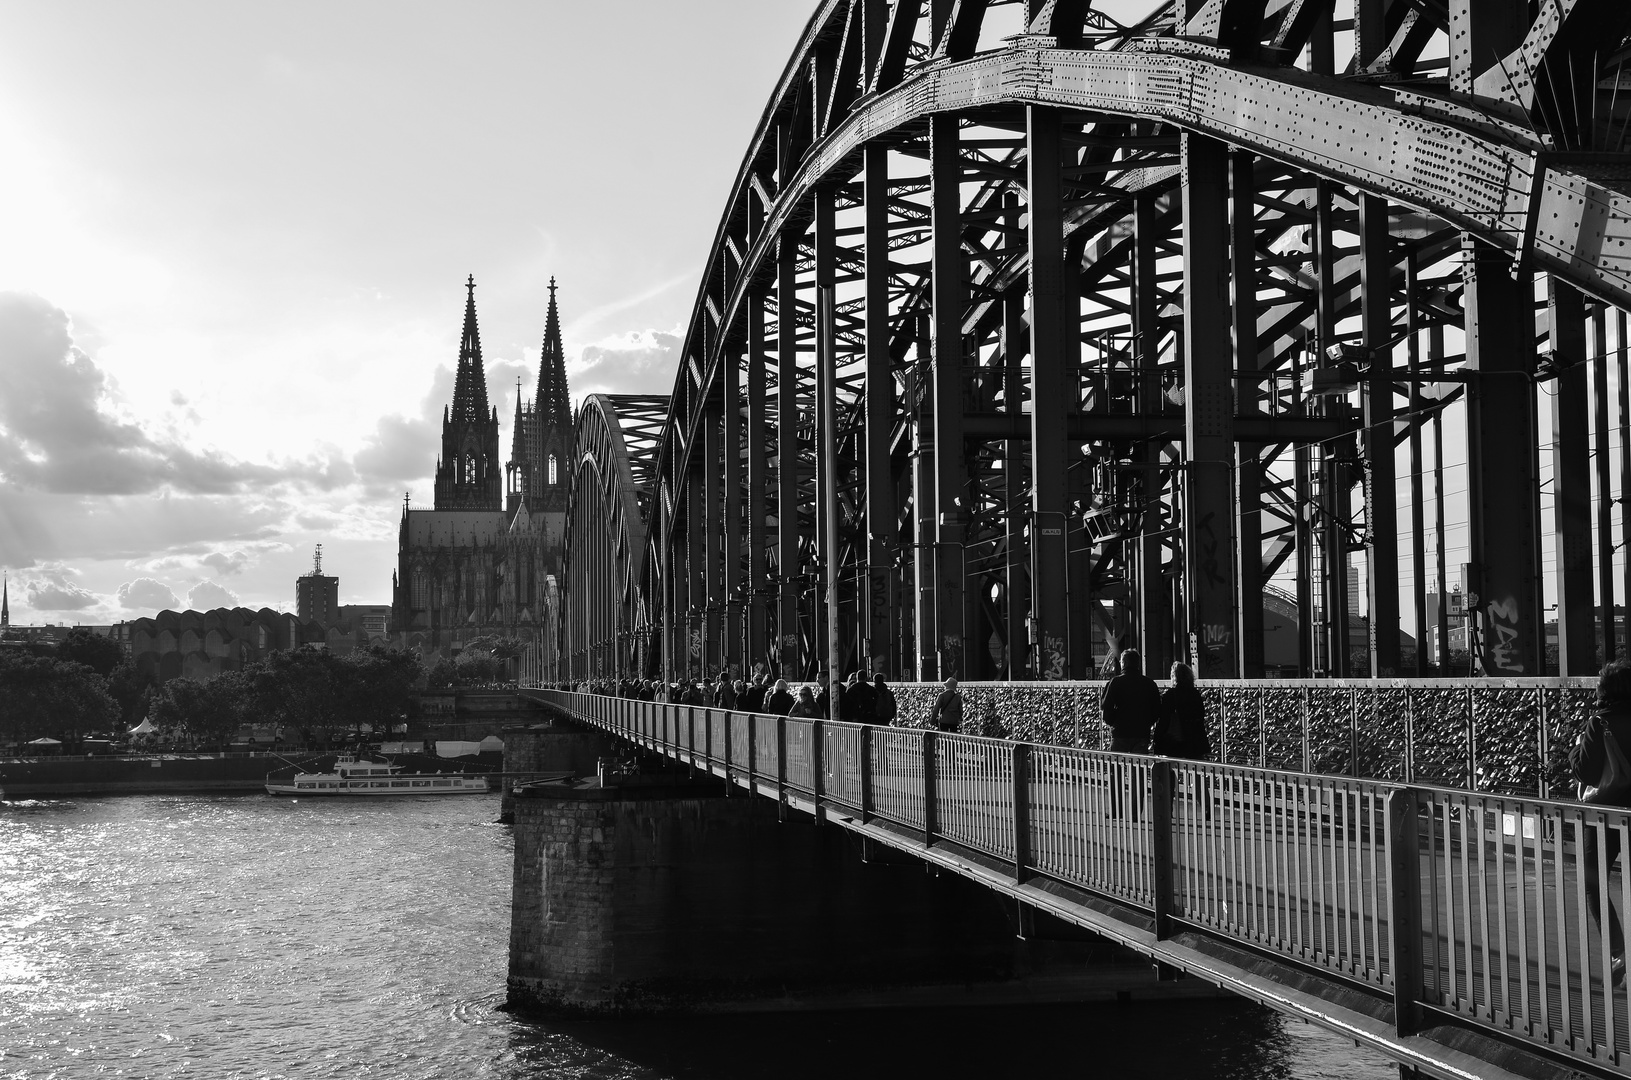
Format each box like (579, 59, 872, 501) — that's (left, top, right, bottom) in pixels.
(201, 549, 251, 576)
(23, 568, 100, 611)
(569, 326, 681, 398)
(352, 351, 530, 495)
(0, 292, 324, 496)
(118, 577, 181, 610)
(187, 579, 239, 610)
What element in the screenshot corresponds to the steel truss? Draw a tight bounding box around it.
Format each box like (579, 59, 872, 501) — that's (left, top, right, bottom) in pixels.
(558, 395, 667, 678)
(559, 0, 1631, 689)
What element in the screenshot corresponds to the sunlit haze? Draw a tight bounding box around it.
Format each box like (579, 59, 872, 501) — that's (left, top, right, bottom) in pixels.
(0, 1, 814, 622)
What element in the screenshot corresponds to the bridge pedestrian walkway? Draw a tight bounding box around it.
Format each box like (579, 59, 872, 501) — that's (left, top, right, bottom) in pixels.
(525, 690, 1631, 1080)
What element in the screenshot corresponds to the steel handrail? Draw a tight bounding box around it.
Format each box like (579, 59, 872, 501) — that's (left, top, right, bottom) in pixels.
(533, 690, 1631, 1076)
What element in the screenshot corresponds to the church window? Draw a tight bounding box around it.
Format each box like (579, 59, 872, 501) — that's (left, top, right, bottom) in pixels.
(412, 571, 428, 608)
(548, 454, 558, 486)
(464, 454, 477, 484)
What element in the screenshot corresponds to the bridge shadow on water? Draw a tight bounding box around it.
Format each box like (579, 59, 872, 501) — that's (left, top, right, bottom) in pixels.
(502, 998, 1394, 1080)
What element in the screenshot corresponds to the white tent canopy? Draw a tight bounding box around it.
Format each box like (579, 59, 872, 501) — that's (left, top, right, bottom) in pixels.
(27, 737, 62, 745)
(128, 717, 157, 736)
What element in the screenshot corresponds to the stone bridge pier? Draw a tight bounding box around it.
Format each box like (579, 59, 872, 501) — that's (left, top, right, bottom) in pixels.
(505, 758, 1210, 1016)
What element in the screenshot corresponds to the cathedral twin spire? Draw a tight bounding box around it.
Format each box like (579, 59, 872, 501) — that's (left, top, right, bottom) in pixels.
(434, 275, 571, 514)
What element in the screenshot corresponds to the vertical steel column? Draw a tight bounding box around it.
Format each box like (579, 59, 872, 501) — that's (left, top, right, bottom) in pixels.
(688, 454, 707, 679)
(704, 409, 724, 676)
(723, 340, 744, 676)
(1360, 195, 1400, 675)
(776, 233, 802, 678)
(1620, 311, 1631, 647)
(1181, 133, 1238, 678)
(747, 296, 770, 669)
(930, 112, 968, 678)
(661, 485, 674, 682)
(1133, 193, 1170, 672)
(818, 286, 841, 713)
(1027, 106, 1070, 680)
(863, 142, 897, 677)
(1314, 182, 1348, 674)
(913, 312, 939, 681)
(813, 185, 837, 692)
(1229, 151, 1263, 677)
(1550, 280, 1595, 674)
(1406, 255, 1429, 676)
(1003, 190, 1030, 679)
(1432, 323, 1451, 671)
(1448, 1, 1529, 94)
(1463, 242, 1541, 674)
(1592, 305, 1616, 662)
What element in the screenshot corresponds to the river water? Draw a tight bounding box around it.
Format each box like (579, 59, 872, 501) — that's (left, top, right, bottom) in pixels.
(0, 794, 1397, 1079)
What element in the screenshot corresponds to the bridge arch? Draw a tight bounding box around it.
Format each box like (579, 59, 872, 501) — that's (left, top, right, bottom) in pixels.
(558, 394, 669, 680)
(562, 1, 1631, 687)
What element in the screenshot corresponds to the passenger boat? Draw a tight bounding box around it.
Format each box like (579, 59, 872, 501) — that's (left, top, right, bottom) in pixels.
(265, 755, 491, 796)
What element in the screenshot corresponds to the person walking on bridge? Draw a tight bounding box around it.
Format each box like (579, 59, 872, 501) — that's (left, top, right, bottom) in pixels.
(1571, 659, 1631, 986)
(789, 685, 822, 719)
(764, 679, 794, 716)
(841, 670, 877, 723)
(1154, 662, 1209, 761)
(1101, 649, 1160, 753)
(932, 678, 963, 733)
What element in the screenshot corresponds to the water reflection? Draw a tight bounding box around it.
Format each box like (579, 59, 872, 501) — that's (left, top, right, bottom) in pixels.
(0, 795, 1392, 1080)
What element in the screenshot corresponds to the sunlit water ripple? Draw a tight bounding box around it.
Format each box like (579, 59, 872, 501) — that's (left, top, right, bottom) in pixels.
(0, 794, 1396, 1079)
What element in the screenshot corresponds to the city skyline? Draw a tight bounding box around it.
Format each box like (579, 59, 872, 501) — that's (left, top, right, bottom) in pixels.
(0, 1, 813, 624)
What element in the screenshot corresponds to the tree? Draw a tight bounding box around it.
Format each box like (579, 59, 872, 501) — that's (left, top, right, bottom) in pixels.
(107, 662, 156, 727)
(0, 652, 117, 746)
(56, 628, 124, 677)
(334, 647, 422, 737)
(425, 656, 457, 691)
(148, 675, 247, 746)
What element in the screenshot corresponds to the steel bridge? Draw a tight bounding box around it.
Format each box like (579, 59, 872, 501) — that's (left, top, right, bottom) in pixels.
(531, 687, 1631, 1080)
(555, 0, 1631, 687)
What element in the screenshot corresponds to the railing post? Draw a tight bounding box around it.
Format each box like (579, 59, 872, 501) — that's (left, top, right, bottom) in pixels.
(747, 710, 757, 794)
(1012, 742, 1030, 882)
(721, 711, 731, 796)
(812, 720, 825, 824)
(1386, 786, 1425, 1036)
(776, 714, 787, 820)
(923, 730, 938, 846)
(860, 724, 873, 824)
(1151, 758, 1174, 940)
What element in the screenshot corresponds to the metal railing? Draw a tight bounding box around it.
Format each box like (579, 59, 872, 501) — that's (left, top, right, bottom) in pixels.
(537, 678, 1599, 795)
(533, 690, 1631, 1076)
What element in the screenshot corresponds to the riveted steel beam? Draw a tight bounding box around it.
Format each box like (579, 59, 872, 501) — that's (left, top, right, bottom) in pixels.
(1550, 279, 1595, 675)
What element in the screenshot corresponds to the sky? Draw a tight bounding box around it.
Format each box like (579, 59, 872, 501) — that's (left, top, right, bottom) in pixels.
(0, 0, 814, 624)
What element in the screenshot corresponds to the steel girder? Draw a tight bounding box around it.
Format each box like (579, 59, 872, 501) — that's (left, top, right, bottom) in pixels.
(565, 1, 1631, 688)
(557, 394, 667, 680)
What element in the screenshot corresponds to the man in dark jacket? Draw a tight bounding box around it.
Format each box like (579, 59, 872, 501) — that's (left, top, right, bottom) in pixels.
(932, 678, 963, 732)
(763, 679, 795, 716)
(741, 674, 769, 714)
(1101, 649, 1160, 752)
(872, 675, 898, 724)
(1571, 660, 1631, 985)
(713, 673, 737, 710)
(841, 670, 877, 723)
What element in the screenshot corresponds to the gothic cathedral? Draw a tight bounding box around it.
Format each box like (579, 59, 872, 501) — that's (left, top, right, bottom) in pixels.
(390, 277, 572, 659)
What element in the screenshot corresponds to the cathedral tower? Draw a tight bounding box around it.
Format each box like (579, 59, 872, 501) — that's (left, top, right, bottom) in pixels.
(434, 276, 503, 511)
(531, 278, 574, 515)
(504, 277, 573, 516)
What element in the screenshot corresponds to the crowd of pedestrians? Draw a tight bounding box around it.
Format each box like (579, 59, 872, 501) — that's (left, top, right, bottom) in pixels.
(557, 652, 1216, 753)
(562, 667, 906, 724)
